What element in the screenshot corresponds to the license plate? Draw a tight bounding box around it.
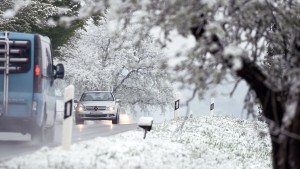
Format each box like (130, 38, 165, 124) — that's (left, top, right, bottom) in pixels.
(90, 111, 103, 115)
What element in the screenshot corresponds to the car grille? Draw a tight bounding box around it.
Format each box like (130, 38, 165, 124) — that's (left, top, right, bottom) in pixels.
(85, 106, 106, 111)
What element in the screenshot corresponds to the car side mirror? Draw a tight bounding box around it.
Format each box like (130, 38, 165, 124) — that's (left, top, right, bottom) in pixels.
(138, 117, 153, 139)
(54, 63, 64, 79)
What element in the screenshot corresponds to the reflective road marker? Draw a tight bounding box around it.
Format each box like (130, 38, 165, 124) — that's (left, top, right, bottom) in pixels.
(62, 85, 74, 150)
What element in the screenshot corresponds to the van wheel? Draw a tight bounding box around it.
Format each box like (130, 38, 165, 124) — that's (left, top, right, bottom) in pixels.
(31, 124, 54, 145)
(31, 124, 46, 145)
(31, 106, 54, 145)
(45, 126, 55, 143)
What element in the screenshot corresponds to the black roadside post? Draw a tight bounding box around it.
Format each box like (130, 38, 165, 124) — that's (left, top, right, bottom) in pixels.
(138, 117, 153, 139)
(174, 92, 180, 118)
(210, 98, 214, 116)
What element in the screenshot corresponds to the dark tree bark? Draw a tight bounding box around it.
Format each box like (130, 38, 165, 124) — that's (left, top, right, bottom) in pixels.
(236, 58, 300, 169)
(288, 100, 300, 169)
(236, 59, 283, 169)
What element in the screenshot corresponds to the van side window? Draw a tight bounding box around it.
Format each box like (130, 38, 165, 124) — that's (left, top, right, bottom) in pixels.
(46, 49, 52, 77)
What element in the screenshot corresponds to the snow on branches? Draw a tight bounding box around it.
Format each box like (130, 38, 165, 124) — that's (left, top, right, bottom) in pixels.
(56, 19, 173, 113)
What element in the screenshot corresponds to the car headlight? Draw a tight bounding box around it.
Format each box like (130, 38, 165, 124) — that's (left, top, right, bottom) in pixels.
(106, 106, 115, 111)
(76, 103, 86, 112)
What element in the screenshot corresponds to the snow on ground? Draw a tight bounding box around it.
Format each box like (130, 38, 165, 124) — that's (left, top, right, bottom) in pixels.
(0, 116, 271, 169)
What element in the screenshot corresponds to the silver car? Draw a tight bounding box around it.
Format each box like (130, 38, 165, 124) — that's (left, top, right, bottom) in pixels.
(74, 91, 120, 125)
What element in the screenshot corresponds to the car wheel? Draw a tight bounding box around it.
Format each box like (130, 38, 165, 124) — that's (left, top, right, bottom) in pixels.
(112, 113, 119, 124)
(75, 114, 84, 125)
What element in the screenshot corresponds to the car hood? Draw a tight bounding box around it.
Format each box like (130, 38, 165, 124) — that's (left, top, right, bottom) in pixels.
(80, 101, 116, 107)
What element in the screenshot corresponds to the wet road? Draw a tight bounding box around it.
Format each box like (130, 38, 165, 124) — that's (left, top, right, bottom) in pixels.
(0, 115, 137, 162)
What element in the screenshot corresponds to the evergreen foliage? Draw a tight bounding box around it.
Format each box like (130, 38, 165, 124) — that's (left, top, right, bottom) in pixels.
(0, 0, 93, 57)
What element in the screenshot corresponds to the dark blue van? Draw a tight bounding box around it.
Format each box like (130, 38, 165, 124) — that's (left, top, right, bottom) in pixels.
(0, 32, 64, 144)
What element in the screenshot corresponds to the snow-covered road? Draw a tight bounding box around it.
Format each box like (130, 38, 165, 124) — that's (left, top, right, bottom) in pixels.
(0, 117, 136, 162)
(0, 116, 271, 169)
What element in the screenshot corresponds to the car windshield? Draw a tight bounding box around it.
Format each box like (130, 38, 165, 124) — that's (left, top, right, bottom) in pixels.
(80, 92, 114, 101)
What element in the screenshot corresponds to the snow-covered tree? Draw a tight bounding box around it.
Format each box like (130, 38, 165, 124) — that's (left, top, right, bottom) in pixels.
(4, 0, 300, 167)
(50, 0, 300, 168)
(0, 0, 93, 51)
(57, 20, 173, 113)
(99, 1, 300, 169)
(0, 0, 56, 32)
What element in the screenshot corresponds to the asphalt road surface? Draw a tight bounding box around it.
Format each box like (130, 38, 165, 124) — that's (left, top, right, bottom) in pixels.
(0, 115, 137, 162)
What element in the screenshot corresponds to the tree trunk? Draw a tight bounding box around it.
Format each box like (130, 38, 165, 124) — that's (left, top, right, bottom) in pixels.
(236, 58, 300, 169)
(288, 100, 300, 169)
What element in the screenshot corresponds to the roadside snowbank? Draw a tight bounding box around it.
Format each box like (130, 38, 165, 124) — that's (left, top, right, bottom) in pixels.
(0, 116, 271, 169)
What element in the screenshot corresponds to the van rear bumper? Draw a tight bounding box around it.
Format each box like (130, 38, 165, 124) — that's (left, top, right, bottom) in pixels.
(0, 116, 35, 134)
